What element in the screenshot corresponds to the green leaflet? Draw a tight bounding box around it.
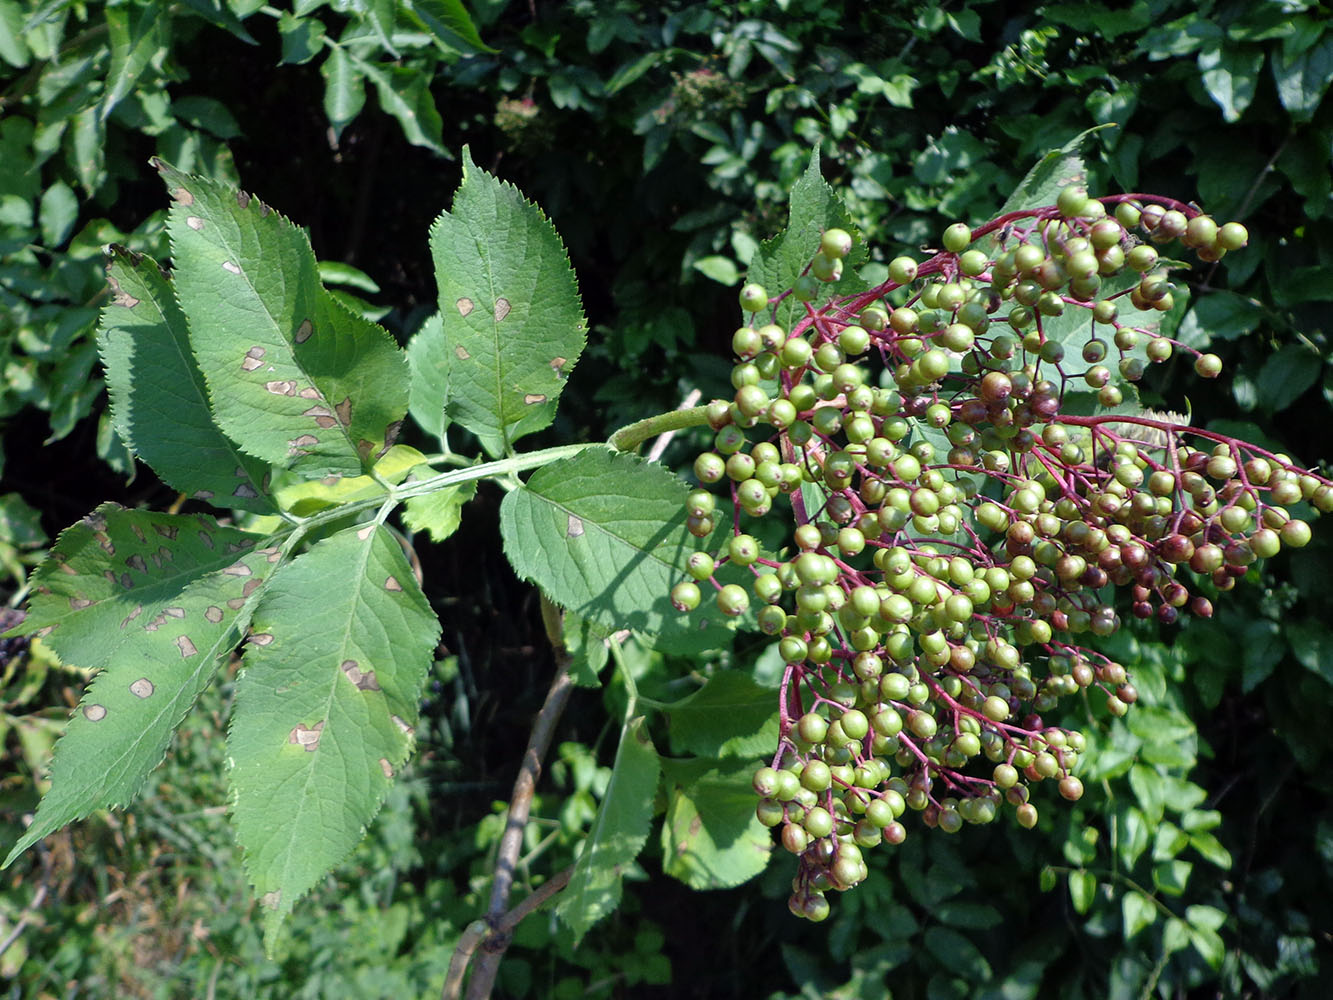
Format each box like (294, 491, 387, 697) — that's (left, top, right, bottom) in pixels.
(157, 158, 409, 479)
(429, 147, 587, 456)
(996, 124, 1114, 216)
(227, 523, 440, 950)
(405, 311, 450, 441)
(667, 670, 779, 758)
(745, 147, 866, 330)
(660, 758, 772, 889)
(498, 448, 739, 649)
(97, 246, 276, 514)
(4, 505, 272, 867)
(556, 715, 659, 941)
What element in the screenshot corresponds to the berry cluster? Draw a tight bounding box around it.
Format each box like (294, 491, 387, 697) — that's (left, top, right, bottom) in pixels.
(674, 187, 1331, 921)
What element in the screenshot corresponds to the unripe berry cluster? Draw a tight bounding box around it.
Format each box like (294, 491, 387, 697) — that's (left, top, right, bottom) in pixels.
(676, 194, 1331, 921)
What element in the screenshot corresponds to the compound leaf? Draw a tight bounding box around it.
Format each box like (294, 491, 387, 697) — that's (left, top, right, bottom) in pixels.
(668, 670, 779, 758)
(498, 448, 737, 648)
(97, 245, 276, 513)
(429, 147, 587, 456)
(4, 505, 273, 867)
(227, 523, 439, 950)
(556, 715, 659, 941)
(660, 758, 772, 889)
(157, 158, 408, 479)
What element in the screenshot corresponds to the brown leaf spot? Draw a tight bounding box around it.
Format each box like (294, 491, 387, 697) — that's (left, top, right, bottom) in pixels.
(144, 614, 165, 632)
(83, 704, 108, 722)
(120, 573, 133, 589)
(113, 290, 140, 308)
(198, 531, 215, 549)
(169, 184, 193, 206)
(249, 632, 274, 646)
(242, 578, 263, 597)
(384, 576, 403, 592)
(295, 318, 313, 343)
(379, 758, 394, 779)
(204, 606, 224, 623)
(34, 625, 55, 638)
(454, 345, 470, 360)
(121, 604, 143, 628)
(226, 598, 245, 610)
(689, 814, 702, 837)
(266, 380, 297, 396)
(236, 190, 251, 209)
(380, 420, 402, 457)
(153, 524, 178, 540)
(164, 606, 186, 619)
(157, 545, 172, 563)
(222, 261, 241, 275)
(57, 561, 78, 575)
(456, 297, 474, 316)
(127, 554, 148, 573)
(186, 216, 204, 231)
(288, 720, 324, 751)
(550, 357, 568, 371)
(261, 891, 281, 909)
(176, 635, 198, 657)
(303, 406, 337, 428)
(298, 386, 321, 399)
(391, 715, 412, 735)
(287, 434, 319, 456)
(524, 393, 547, 405)
(241, 356, 262, 371)
(335, 397, 352, 426)
(233, 483, 259, 499)
(494, 297, 512, 322)
(130, 678, 154, 698)
(194, 490, 215, 499)
(223, 562, 251, 577)
(69, 596, 93, 610)
(357, 525, 375, 541)
(258, 547, 281, 563)
(567, 515, 584, 538)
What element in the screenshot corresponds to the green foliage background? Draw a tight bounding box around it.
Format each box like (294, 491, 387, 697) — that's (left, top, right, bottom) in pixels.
(0, 0, 1330, 996)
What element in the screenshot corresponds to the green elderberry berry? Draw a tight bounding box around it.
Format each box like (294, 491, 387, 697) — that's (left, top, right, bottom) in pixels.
(820, 228, 853, 259)
(739, 282, 769, 312)
(943, 223, 972, 253)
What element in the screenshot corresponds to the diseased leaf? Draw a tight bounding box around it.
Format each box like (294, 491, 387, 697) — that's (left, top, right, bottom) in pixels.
(660, 758, 772, 889)
(97, 246, 276, 514)
(556, 715, 659, 941)
(498, 448, 739, 648)
(668, 670, 779, 758)
(4, 505, 272, 867)
(157, 158, 409, 479)
(430, 147, 587, 455)
(228, 524, 439, 949)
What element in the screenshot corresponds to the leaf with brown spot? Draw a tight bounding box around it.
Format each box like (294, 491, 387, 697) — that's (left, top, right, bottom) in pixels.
(157, 159, 408, 480)
(4, 506, 273, 871)
(228, 523, 438, 948)
(96, 246, 276, 513)
(428, 147, 587, 456)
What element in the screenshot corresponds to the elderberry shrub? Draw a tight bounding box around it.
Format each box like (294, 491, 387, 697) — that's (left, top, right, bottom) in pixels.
(677, 193, 1333, 921)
